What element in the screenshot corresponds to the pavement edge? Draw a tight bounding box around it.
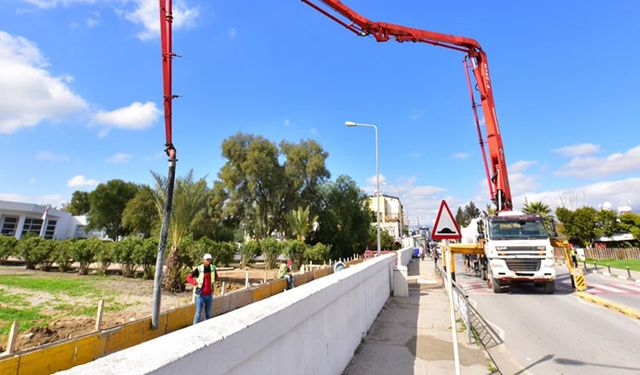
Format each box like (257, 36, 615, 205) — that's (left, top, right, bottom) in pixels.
(576, 291, 640, 320)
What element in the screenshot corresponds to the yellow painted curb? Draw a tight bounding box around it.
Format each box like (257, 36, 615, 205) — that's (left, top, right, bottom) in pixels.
(576, 292, 640, 320)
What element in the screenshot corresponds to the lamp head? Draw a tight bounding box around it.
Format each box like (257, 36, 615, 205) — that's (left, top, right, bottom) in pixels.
(344, 121, 357, 127)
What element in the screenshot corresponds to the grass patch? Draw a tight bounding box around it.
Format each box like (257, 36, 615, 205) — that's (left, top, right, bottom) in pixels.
(586, 258, 640, 272)
(0, 307, 48, 335)
(0, 289, 29, 307)
(0, 275, 99, 297)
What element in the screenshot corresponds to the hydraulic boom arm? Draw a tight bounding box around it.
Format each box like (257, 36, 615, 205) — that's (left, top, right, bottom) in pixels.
(303, 0, 513, 211)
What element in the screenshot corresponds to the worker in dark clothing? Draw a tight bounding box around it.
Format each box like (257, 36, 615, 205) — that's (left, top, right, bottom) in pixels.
(186, 253, 218, 325)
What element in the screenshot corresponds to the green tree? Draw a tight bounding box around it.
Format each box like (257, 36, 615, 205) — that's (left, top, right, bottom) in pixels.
(52, 240, 74, 272)
(64, 191, 91, 215)
(303, 242, 331, 264)
(87, 180, 139, 240)
(17, 235, 42, 270)
(132, 238, 158, 279)
(114, 237, 142, 277)
(240, 240, 261, 268)
(95, 241, 114, 275)
(72, 239, 97, 275)
(151, 170, 210, 292)
(314, 176, 371, 259)
(260, 237, 282, 269)
(555, 207, 598, 247)
(217, 133, 287, 239)
(280, 139, 330, 219)
(595, 209, 621, 238)
(455, 207, 466, 227)
(283, 239, 307, 271)
(619, 213, 640, 246)
(0, 235, 17, 264)
(367, 226, 395, 250)
(122, 186, 159, 238)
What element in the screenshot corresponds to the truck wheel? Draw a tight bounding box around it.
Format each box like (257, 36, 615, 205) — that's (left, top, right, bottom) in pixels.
(544, 281, 555, 294)
(492, 278, 503, 294)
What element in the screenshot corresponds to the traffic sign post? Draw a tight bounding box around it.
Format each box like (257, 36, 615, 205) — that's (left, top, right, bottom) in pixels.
(432, 200, 462, 375)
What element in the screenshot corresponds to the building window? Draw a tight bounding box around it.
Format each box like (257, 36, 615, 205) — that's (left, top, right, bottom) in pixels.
(21, 218, 44, 237)
(1, 216, 19, 236)
(44, 220, 57, 240)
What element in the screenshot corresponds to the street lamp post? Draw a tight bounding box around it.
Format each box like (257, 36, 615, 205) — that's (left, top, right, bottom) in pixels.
(345, 121, 381, 256)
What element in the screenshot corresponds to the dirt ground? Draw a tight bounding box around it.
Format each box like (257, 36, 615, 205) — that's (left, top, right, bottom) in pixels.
(0, 264, 280, 353)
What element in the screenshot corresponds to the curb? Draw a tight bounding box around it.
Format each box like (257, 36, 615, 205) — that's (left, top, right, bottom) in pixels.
(582, 268, 638, 283)
(576, 291, 640, 320)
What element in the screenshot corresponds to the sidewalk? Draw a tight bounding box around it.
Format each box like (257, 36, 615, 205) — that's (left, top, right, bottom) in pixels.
(343, 258, 491, 374)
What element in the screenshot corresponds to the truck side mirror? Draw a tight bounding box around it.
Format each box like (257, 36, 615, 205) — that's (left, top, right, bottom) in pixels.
(549, 220, 558, 238)
(477, 220, 485, 239)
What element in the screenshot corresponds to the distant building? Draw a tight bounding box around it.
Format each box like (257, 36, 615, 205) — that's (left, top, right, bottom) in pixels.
(368, 194, 404, 239)
(0, 200, 87, 240)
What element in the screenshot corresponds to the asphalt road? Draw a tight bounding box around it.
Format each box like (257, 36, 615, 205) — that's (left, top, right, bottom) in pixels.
(453, 255, 640, 375)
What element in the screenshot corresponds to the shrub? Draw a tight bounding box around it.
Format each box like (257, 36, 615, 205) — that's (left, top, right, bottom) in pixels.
(304, 242, 331, 264)
(283, 240, 307, 271)
(260, 237, 281, 269)
(114, 237, 142, 277)
(17, 236, 43, 270)
(184, 236, 212, 269)
(240, 240, 261, 268)
(94, 240, 114, 275)
(132, 238, 157, 279)
(52, 240, 74, 272)
(72, 239, 96, 275)
(33, 239, 57, 271)
(214, 241, 236, 267)
(0, 235, 18, 264)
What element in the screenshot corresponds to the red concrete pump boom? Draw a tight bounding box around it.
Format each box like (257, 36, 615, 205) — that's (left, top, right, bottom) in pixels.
(302, 0, 513, 211)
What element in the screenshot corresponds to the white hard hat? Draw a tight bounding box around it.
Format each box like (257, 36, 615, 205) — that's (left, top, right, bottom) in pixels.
(203, 253, 212, 260)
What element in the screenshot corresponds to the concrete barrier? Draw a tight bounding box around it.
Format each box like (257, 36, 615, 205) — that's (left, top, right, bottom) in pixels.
(59, 254, 396, 375)
(396, 246, 414, 267)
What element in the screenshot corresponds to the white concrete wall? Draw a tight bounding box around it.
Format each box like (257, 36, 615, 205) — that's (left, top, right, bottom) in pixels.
(60, 254, 396, 375)
(397, 246, 414, 267)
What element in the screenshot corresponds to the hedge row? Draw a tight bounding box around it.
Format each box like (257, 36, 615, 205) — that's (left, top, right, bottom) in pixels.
(0, 236, 236, 279)
(0, 235, 333, 276)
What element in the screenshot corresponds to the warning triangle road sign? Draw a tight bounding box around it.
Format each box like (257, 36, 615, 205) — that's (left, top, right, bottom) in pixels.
(432, 200, 461, 240)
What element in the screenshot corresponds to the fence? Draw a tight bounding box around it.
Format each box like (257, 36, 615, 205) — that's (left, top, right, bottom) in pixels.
(584, 247, 640, 261)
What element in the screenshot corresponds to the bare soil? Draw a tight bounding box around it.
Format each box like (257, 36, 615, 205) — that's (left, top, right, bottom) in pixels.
(0, 265, 278, 353)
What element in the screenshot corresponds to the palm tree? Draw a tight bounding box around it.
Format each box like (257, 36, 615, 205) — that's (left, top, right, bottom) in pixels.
(523, 201, 551, 217)
(287, 206, 318, 242)
(151, 170, 209, 292)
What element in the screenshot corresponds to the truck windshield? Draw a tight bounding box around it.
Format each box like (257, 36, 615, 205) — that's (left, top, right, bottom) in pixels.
(488, 219, 548, 240)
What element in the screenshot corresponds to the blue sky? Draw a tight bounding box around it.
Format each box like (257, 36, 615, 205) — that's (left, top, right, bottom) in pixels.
(1, 0, 639, 225)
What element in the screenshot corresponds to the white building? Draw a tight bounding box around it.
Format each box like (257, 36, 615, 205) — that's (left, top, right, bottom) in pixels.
(368, 194, 404, 239)
(0, 200, 87, 240)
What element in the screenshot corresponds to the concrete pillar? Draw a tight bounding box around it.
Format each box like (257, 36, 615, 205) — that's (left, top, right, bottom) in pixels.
(393, 265, 408, 297)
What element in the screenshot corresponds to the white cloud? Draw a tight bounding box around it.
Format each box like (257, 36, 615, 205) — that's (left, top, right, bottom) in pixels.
(283, 119, 290, 127)
(0, 31, 87, 134)
(229, 28, 237, 39)
(556, 144, 640, 178)
(516, 177, 639, 212)
(21, 0, 96, 9)
(309, 128, 318, 134)
(0, 193, 66, 207)
(452, 152, 469, 160)
(509, 160, 537, 174)
(365, 174, 387, 186)
(67, 174, 99, 187)
(35, 150, 70, 162)
(105, 152, 132, 164)
(86, 17, 99, 28)
(554, 143, 600, 157)
(91, 101, 159, 136)
(123, 0, 200, 41)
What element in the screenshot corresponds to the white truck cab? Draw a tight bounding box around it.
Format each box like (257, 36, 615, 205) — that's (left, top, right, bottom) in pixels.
(479, 211, 556, 293)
